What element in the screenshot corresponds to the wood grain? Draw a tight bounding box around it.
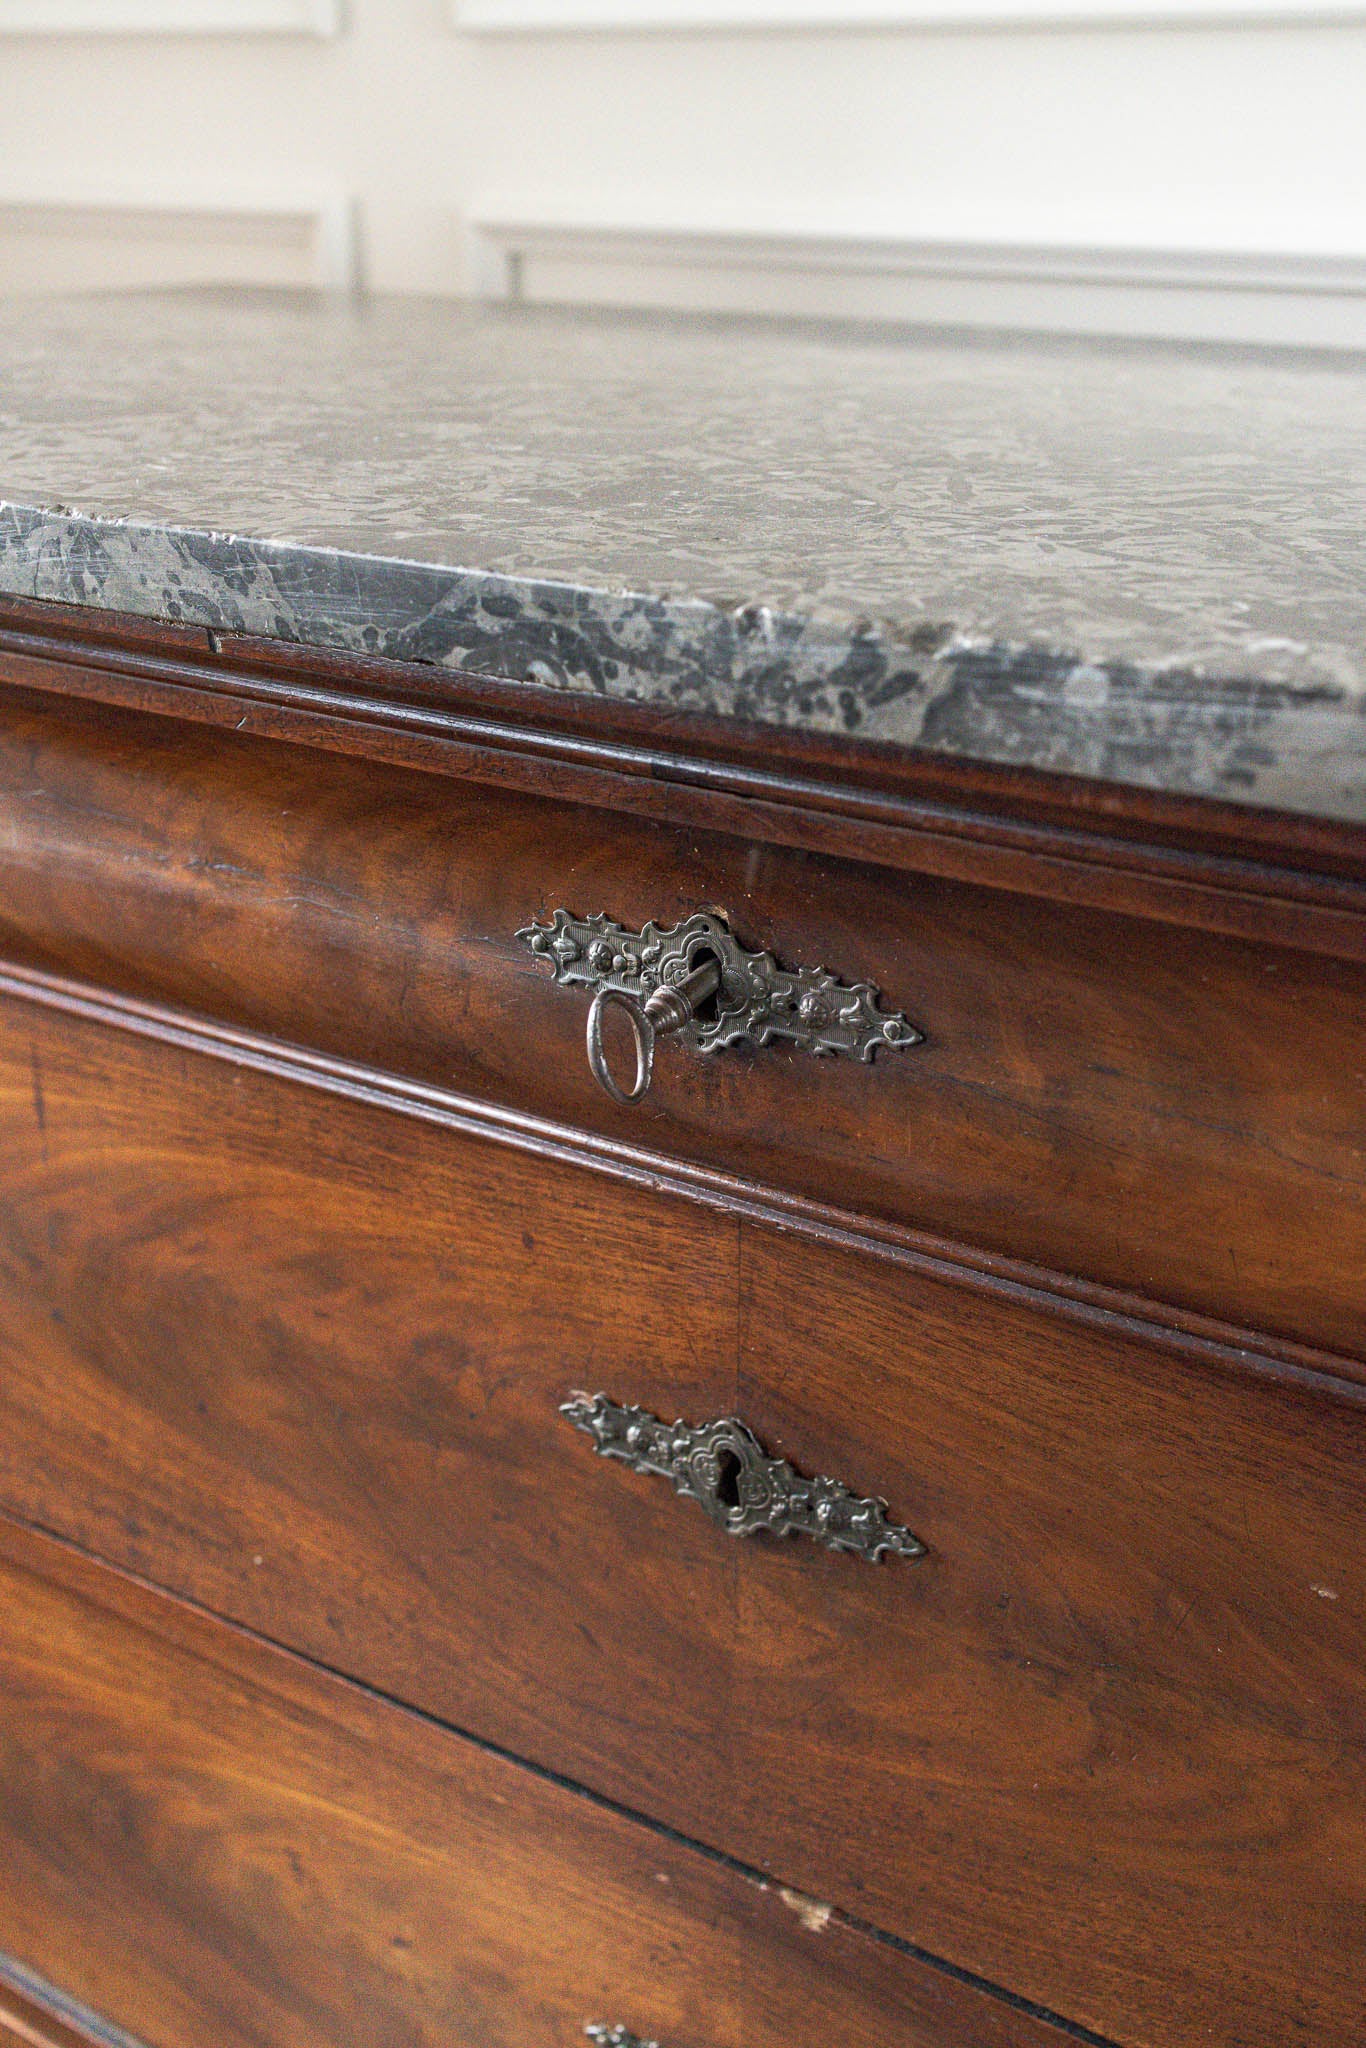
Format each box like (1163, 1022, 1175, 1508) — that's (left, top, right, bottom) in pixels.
(0, 1516, 1087, 2048)
(4, 951, 1363, 1407)
(0, 684, 1363, 1358)
(0, 994, 1361, 2047)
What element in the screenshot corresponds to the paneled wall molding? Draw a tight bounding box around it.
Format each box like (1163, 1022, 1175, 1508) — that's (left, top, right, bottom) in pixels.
(453, 0, 1365, 30)
(470, 218, 1366, 348)
(0, 195, 357, 293)
(0, 0, 337, 32)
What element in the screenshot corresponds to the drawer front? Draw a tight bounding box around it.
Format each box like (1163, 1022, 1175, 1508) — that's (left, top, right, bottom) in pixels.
(0, 687, 1364, 1359)
(0, 992, 1362, 2047)
(0, 1519, 1061, 2048)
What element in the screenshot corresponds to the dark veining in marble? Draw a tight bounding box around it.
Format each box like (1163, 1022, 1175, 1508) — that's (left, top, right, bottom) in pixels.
(1, 290, 1364, 821)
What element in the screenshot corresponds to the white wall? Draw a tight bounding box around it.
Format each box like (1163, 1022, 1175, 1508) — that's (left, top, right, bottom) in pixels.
(0, 0, 1363, 340)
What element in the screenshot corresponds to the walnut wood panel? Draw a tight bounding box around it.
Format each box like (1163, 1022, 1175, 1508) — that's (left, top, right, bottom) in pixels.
(0, 1520, 1079, 2048)
(0, 995, 1360, 2046)
(0, 687, 1363, 1359)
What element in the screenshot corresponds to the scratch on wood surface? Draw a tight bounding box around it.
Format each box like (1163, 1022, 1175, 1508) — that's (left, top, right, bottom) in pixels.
(778, 1885, 833, 1934)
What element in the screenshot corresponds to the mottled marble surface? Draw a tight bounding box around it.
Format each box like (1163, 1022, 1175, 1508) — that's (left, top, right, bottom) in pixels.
(2, 288, 1365, 821)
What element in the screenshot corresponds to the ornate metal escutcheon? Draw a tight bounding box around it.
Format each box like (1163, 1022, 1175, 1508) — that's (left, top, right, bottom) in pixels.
(585, 2028, 660, 2048)
(516, 908, 923, 1105)
(561, 1393, 925, 1564)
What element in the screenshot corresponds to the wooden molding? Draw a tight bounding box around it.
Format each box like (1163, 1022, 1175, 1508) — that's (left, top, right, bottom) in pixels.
(0, 1958, 141, 2048)
(470, 219, 1366, 348)
(0, 195, 356, 292)
(0, 0, 337, 32)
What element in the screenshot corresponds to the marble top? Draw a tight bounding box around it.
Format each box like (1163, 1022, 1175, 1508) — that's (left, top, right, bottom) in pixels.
(2, 288, 1365, 822)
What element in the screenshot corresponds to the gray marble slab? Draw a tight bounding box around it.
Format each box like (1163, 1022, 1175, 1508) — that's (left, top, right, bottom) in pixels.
(2, 288, 1365, 822)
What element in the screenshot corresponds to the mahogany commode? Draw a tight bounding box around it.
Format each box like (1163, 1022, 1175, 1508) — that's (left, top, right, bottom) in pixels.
(0, 290, 1362, 2048)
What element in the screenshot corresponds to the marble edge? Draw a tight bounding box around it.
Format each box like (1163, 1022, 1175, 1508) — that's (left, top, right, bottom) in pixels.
(1, 500, 1364, 825)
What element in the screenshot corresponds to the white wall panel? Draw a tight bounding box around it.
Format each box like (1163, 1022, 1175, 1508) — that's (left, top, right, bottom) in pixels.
(0, 0, 1360, 344)
(0, 1, 336, 31)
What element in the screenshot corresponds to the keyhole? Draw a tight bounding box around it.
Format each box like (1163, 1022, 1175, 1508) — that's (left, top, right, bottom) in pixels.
(688, 945, 724, 1025)
(714, 1448, 743, 1511)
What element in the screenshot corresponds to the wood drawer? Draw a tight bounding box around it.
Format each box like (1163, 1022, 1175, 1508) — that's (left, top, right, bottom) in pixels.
(0, 989, 1361, 2048)
(0, 1518, 1067, 2048)
(0, 686, 1364, 1361)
